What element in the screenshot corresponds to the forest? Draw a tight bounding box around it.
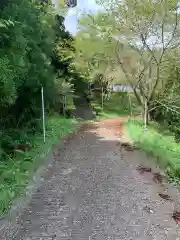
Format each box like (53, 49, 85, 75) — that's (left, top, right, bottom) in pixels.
(0, 0, 91, 214)
(1, 0, 180, 214)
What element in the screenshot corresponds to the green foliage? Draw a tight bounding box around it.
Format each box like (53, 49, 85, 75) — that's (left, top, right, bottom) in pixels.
(150, 59, 180, 141)
(78, 0, 180, 120)
(0, 0, 85, 215)
(0, 0, 57, 125)
(0, 0, 80, 151)
(0, 116, 77, 215)
(126, 119, 180, 185)
(52, 15, 89, 106)
(92, 93, 139, 119)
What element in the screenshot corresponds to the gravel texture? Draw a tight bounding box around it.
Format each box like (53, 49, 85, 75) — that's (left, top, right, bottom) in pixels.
(1, 119, 180, 239)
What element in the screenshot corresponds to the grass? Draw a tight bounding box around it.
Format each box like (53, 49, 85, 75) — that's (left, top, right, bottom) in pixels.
(66, 95, 76, 112)
(126, 119, 180, 185)
(0, 115, 77, 216)
(91, 92, 140, 120)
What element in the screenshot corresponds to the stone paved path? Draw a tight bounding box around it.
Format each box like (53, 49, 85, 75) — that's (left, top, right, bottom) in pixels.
(3, 119, 180, 239)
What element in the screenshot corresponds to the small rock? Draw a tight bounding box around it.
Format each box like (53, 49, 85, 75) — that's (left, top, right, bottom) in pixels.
(143, 206, 154, 213)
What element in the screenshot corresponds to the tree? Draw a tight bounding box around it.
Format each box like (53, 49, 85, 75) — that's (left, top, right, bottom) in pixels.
(51, 14, 90, 113)
(0, 0, 56, 126)
(75, 25, 114, 108)
(78, 0, 180, 125)
(54, 78, 75, 116)
(0, 0, 78, 158)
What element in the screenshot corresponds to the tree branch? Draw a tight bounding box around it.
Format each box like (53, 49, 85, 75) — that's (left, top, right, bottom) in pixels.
(164, 6, 178, 50)
(140, 33, 158, 64)
(115, 43, 144, 105)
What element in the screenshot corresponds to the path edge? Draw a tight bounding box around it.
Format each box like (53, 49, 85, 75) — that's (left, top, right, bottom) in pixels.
(0, 122, 89, 235)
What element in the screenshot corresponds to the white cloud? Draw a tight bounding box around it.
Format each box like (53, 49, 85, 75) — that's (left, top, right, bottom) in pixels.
(51, 0, 101, 35)
(64, 0, 101, 35)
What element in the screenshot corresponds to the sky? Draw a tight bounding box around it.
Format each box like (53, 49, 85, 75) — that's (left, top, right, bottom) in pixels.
(64, 0, 100, 35)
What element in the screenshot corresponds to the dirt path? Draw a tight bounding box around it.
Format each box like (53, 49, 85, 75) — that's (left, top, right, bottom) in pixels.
(1, 118, 180, 239)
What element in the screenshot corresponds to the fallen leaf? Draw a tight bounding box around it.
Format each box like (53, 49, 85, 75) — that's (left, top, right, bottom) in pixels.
(172, 211, 180, 224)
(136, 165, 151, 174)
(121, 143, 134, 151)
(153, 173, 166, 184)
(158, 193, 172, 201)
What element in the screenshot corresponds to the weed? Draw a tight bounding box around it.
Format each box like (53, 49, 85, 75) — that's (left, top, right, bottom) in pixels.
(92, 93, 140, 120)
(0, 115, 77, 216)
(126, 119, 180, 184)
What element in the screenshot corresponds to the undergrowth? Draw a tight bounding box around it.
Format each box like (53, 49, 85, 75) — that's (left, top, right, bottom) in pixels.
(0, 115, 77, 216)
(126, 119, 180, 185)
(91, 92, 140, 120)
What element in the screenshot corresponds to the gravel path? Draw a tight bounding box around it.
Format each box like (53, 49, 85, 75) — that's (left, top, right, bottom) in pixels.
(2, 119, 180, 239)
